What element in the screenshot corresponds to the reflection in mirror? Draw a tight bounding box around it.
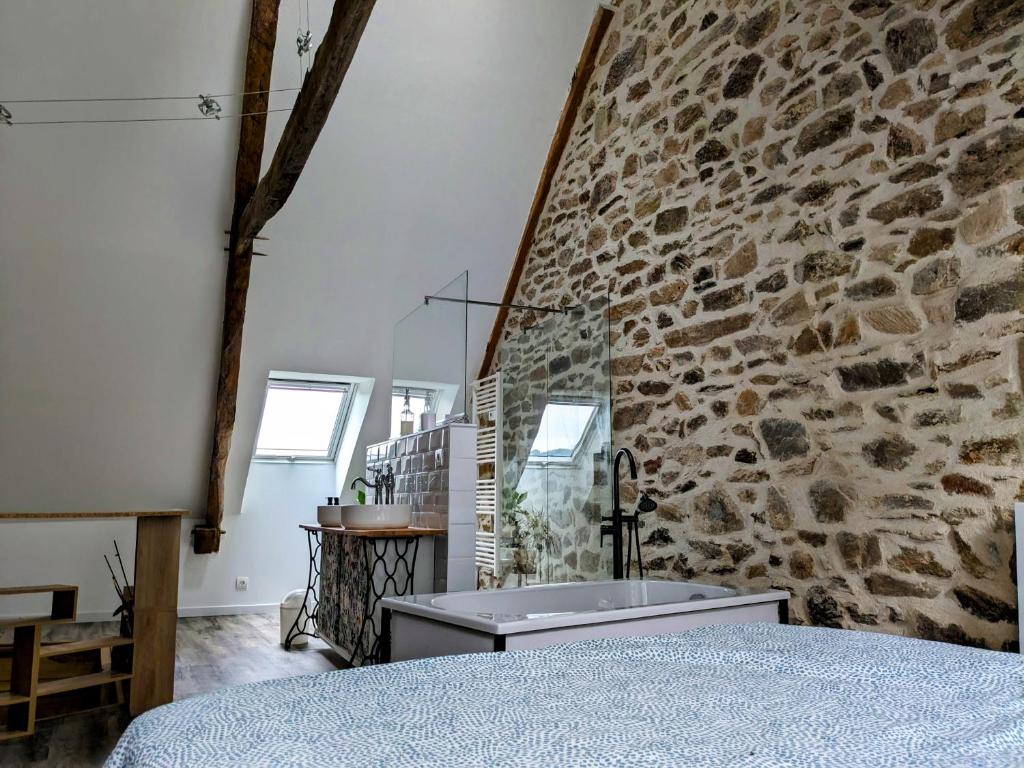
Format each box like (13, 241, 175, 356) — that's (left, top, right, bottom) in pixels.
(391, 272, 468, 438)
(529, 402, 598, 462)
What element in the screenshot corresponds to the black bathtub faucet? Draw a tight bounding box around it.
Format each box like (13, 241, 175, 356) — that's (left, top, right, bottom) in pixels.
(606, 448, 637, 580)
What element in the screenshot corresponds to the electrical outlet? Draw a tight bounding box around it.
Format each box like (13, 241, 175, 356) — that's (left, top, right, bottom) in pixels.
(235, 576, 249, 592)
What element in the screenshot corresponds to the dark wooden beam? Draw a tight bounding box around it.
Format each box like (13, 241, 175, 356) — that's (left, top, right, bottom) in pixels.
(200, 0, 377, 552)
(232, 0, 377, 258)
(477, 6, 614, 380)
(197, 0, 282, 554)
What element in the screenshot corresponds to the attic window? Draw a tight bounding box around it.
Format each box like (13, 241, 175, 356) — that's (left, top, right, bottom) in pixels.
(254, 379, 352, 461)
(528, 402, 597, 463)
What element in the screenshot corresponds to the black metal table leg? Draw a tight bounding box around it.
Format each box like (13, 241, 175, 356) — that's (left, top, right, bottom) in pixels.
(349, 536, 420, 666)
(284, 528, 321, 650)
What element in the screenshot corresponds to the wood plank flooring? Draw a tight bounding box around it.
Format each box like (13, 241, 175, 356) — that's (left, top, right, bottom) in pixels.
(0, 612, 343, 767)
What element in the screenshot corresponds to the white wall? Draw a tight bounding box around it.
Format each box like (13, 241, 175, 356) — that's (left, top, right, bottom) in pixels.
(178, 462, 336, 614)
(0, 0, 597, 613)
(0, 464, 333, 621)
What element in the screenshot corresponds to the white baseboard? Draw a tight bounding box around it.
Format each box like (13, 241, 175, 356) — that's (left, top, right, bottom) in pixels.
(0, 610, 122, 623)
(177, 603, 278, 618)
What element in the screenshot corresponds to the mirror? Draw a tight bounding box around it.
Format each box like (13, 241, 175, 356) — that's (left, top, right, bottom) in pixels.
(391, 271, 468, 437)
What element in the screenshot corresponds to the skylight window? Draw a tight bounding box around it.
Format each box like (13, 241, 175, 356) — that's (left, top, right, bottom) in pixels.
(254, 379, 352, 461)
(528, 402, 597, 463)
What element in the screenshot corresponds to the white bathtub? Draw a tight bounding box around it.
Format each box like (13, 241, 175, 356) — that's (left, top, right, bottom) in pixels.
(382, 579, 789, 662)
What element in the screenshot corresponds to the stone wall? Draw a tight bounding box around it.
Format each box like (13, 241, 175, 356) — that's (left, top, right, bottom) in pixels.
(494, 0, 1024, 649)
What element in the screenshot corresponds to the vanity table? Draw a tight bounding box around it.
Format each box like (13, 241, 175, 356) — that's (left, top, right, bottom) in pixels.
(286, 524, 444, 665)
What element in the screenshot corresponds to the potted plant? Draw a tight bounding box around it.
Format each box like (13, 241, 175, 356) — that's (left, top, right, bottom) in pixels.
(500, 488, 554, 576)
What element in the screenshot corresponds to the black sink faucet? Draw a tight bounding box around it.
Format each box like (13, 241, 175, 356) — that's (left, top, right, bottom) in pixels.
(351, 466, 383, 503)
(381, 463, 395, 504)
(351, 464, 395, 504)
(608, 447, 637, 580)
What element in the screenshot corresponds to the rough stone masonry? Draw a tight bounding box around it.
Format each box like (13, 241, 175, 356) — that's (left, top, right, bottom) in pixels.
(494, 0, 1024, 650)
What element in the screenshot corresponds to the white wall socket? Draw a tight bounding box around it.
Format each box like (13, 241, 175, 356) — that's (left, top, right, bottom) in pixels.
(235, 576, 249, 592)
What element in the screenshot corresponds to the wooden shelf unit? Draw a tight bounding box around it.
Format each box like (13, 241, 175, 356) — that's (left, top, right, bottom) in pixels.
(0, 509, 184, 724)
(1, 587, 137, 741)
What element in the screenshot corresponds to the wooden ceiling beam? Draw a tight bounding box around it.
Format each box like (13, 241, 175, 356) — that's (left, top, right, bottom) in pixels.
(232, 0, 377, 259)
(477, 6, 614, 380)
(198, 0, 377, 553)
(196, 0, 282, 554)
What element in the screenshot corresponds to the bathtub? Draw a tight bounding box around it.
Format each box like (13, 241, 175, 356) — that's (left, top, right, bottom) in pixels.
(381, 579, 789, 662)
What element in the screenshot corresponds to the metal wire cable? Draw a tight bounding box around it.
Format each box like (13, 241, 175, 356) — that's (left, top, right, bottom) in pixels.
(0, 88, 300, 105)
(10, 107, 292, 126)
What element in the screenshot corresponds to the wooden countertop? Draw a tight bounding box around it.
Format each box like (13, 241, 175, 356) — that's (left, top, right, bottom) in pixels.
(0, 510, 189, 521)
(300, 524, 446, 538)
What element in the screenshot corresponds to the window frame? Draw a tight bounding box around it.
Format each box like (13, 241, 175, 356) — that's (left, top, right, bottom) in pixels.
(252, 378, 355, 464)
(526, 399, 599, 467)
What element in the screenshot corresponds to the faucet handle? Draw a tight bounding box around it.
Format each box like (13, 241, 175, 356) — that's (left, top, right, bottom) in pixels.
(637, 492, 657, 514)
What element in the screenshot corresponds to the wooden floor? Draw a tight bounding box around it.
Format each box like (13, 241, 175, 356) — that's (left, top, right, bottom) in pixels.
(0, 613, 343, 767)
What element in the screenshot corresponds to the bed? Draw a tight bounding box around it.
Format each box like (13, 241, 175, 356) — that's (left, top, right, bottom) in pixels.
(106, 623, 1024, 767)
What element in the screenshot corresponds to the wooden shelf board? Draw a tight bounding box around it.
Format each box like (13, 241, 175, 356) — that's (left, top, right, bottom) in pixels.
(0, 691, 31, 706)
(40, 635, 133, 658)
(37, 670, 132, 697)
(0, 615, 74, 629)
(0, 510, 188, 521)
(0, 730, 31, 743)
(35, 700, 123, 723)
(0, 585, 77, 596)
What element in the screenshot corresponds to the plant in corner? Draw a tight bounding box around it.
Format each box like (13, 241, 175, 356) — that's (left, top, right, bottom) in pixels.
(501, 488, 554, 576)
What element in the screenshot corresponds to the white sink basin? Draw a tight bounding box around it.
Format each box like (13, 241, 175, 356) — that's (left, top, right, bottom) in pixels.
(317, 504, 413, 530)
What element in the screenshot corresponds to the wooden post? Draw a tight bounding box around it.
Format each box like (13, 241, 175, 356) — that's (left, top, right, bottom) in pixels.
(478, 6, 614, 379)
(232, 0, 378, 256)
(130, 514, 182, 715)
(202, 0, 377, 550)
(199, 0, 282, 553)
(7, 625, 40, 735)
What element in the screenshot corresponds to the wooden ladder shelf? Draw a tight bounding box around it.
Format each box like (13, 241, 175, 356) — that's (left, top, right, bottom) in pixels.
(1, 585, 134, 741)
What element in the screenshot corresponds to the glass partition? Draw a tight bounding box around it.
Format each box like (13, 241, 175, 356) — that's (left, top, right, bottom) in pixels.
(498, 294, 612, 585)
(391, 272, 468, 437)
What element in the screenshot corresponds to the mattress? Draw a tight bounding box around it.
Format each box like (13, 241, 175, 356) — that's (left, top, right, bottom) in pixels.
(106, 622, 1024, 767)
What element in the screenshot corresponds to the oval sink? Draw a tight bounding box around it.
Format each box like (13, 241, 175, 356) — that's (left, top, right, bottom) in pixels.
(318, 504, 413, 530)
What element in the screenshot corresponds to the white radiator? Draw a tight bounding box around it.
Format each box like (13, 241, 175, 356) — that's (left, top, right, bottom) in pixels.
(471, 373, 502, 572)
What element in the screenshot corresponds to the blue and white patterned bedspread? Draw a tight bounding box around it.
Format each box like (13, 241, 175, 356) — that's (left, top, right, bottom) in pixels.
(107, 623, 1024, 767)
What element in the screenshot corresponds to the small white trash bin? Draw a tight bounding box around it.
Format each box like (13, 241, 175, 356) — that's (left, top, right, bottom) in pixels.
(280, 589, 310, 647)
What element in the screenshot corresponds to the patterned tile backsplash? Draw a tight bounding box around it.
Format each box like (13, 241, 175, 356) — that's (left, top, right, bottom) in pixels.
(366, 423, 477, 592)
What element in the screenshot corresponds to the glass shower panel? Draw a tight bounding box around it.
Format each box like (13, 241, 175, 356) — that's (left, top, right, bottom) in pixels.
(498, 295, 612, 586)
(392, 272, 468, 436)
